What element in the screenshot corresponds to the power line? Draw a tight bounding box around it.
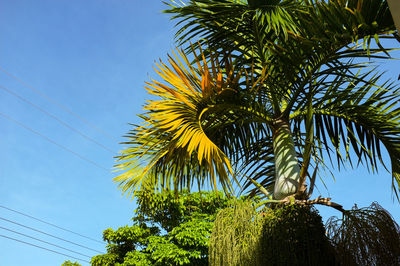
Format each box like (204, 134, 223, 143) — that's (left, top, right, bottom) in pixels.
(0, 205, 105, 244)
(0, 216, 103, 253)
(0, 226, 91, 258)
(0, 234, 90, 264)
(0, 65, 118, 142)
(0, 85, 116, 154)
(0, 111, 109, 172)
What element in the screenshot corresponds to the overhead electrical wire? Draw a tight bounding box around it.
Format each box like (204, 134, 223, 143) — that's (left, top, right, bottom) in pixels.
(0, 234, 90, 264)
(0, 85, 116, 154)
(0, 216, 103, 253)
(0, 205, 105, 244)
(0, 226, 91, 258)
(0, 65, 117, 142)
(0, 112, 109, 172)
(0, 63, 118, 265)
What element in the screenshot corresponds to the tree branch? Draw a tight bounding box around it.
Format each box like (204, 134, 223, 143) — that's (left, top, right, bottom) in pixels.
(263, 195, 345, 213)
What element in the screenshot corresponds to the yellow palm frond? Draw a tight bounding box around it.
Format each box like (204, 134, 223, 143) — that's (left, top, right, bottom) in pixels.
(115, 48, 244, 196)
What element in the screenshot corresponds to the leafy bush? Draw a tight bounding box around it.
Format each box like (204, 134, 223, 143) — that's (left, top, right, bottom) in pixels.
(91, 190, 229, 266)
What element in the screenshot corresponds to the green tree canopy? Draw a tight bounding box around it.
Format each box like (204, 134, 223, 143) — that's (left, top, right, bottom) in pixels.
(61, 261, 81, 266)
(90, 190, 229, 266)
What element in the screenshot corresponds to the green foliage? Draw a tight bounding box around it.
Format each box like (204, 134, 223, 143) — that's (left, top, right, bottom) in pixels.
(91, 190, 229, 266)
(210, 202, 337, 266)
(135, 189, 229, 231)
(61, 261, 81, 266)
(210, 200, 264, 265)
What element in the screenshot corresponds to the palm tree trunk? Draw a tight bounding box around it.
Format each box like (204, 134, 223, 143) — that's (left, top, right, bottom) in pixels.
(272, 119, 301, 199)
(388, 0, 400, 32)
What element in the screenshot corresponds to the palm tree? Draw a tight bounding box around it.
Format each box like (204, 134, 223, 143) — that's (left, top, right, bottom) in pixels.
(115, 0, 400, 205)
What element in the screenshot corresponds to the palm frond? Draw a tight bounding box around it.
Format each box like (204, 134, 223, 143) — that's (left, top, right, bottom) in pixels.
(292, 68, 400, 198)
(165, 0, 302, 43)
(326, 202, 400, 265)
(115, 48, 239, 195)
(115, 47, 275, 196)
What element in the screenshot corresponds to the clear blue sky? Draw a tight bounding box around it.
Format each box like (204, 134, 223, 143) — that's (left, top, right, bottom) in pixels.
(0, 1, 399, 265)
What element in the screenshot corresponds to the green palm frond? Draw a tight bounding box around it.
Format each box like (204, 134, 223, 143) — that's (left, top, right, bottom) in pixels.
(291, 67, 400, 198)
(165, 0, 302, 43)
(165, 0, 305, 70)
(166, 0, 396, 70)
